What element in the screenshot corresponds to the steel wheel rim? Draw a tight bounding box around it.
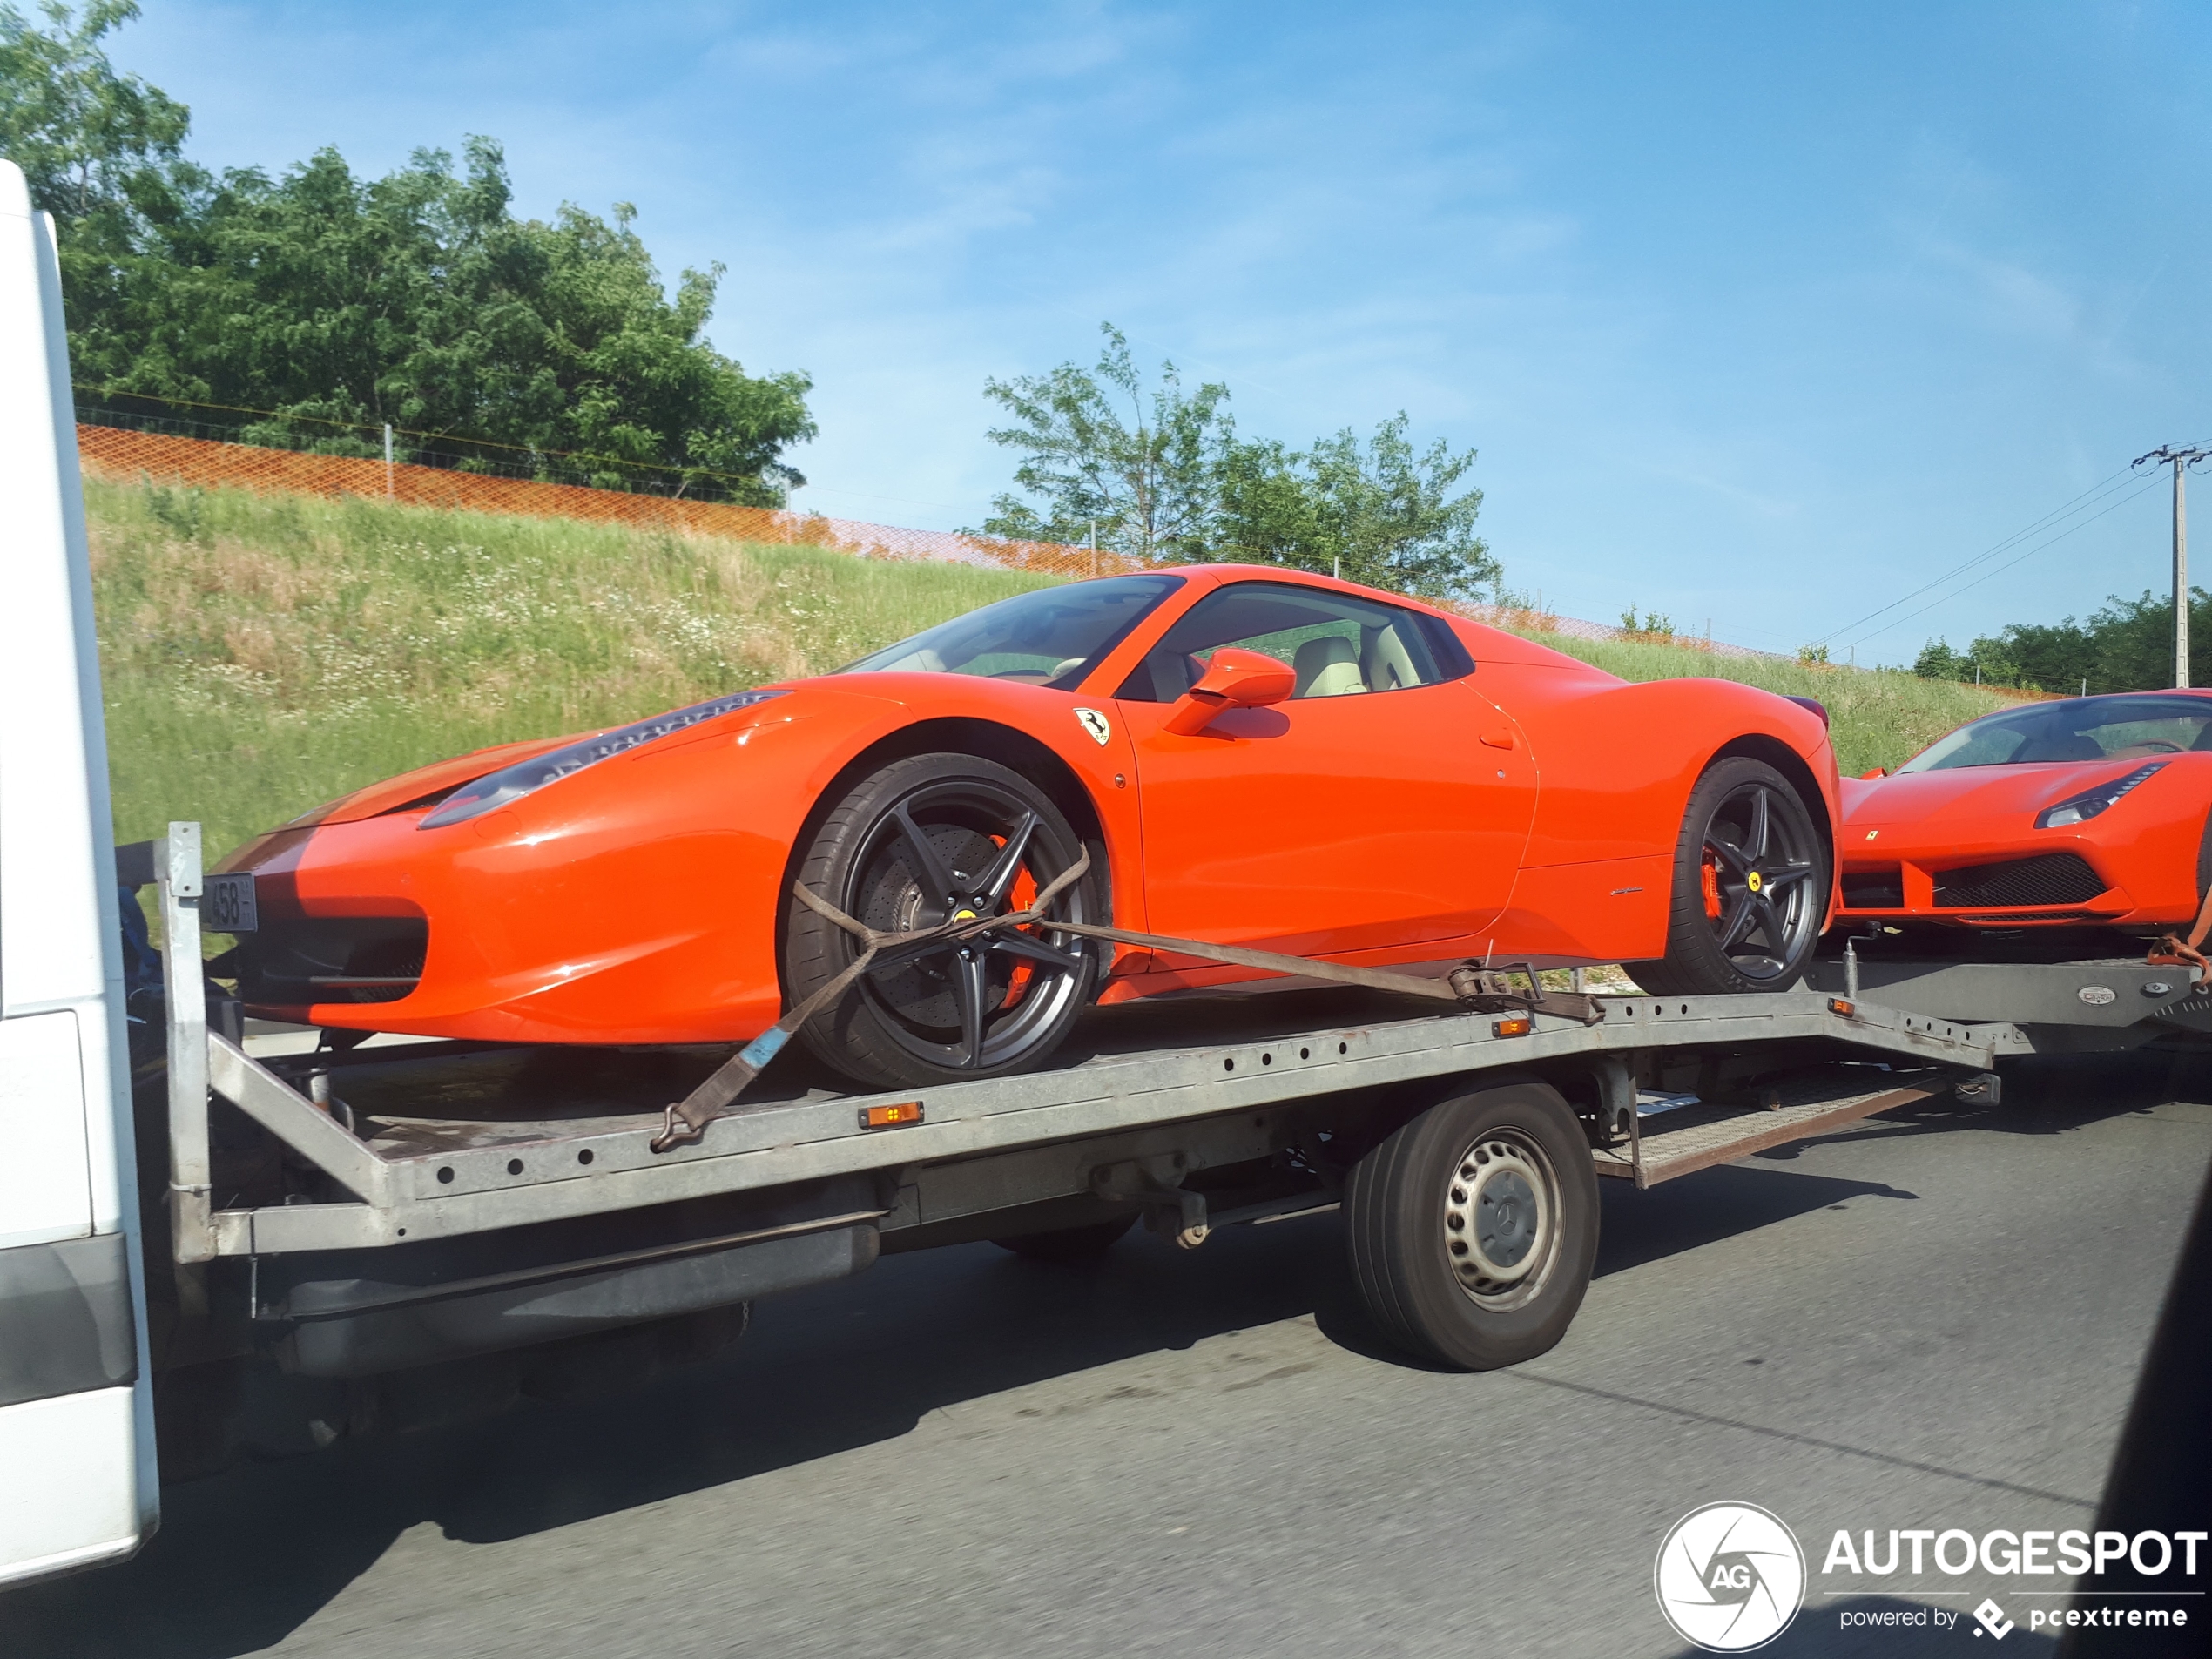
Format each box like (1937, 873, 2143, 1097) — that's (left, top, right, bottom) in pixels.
(1442, 1130, 1561, 1311)
(840, 778, 1090, 1071)
(1696, 780, 1820, 982)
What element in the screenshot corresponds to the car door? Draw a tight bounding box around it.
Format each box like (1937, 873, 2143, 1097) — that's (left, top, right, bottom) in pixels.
(1112, 579, 1537, 960)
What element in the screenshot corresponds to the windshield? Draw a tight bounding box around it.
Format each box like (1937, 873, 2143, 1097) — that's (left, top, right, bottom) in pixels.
(1895, 695, 2212, 773)
(840, 574, 1184, 688)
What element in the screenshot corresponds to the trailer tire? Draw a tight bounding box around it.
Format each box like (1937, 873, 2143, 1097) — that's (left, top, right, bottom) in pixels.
(993, 1213, 1137, 1261)
(1345, 1081, 1597, 1370)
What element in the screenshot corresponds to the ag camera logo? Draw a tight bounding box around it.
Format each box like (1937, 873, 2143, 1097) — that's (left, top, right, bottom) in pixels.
(1655, 1502, 1807, 1652)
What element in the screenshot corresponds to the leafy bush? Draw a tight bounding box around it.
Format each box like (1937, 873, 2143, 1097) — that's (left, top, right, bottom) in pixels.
(1916, 590, 2208, 696)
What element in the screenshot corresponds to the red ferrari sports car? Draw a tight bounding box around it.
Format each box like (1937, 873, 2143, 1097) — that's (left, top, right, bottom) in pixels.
(1838, 690, 2212, 934)
(216, 565, 1840, 1087)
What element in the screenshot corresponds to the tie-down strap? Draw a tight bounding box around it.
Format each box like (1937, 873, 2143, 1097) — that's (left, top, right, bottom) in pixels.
(651, 853, 1603, 1151)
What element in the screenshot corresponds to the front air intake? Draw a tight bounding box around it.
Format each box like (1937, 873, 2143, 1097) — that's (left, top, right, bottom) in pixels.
(230, 916, 428, 1005)
(1932, 853, 2107, 910)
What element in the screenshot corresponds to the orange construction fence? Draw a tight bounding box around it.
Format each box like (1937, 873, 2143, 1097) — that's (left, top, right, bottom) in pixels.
(75, 423, 1137, 583)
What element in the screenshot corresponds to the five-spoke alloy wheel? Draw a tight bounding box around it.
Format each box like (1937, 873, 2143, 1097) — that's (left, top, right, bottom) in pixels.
(1629, 756, 1829, 996)
(785, 753, 1101, 1089)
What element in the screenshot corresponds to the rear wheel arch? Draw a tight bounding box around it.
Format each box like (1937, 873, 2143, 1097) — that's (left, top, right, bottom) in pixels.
(1629, 747, 1831, 995)
(1710, 733, 1835, 867)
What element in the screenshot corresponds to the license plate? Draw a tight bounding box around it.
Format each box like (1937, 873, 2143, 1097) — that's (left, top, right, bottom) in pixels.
(204, 873, 257, 934)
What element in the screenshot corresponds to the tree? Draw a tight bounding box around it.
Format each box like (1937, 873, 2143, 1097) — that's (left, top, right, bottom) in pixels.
(982, 323, 1499, 601)
(0, 1, 192, 361)
(1913, 639, 1966, 681)
(1218, 417, 1496, 601)
(122, 141, 815, 501)
(1915, 590, 2212, 695)
(1, 4, 814, 504)
(979, 323, 1229, 560)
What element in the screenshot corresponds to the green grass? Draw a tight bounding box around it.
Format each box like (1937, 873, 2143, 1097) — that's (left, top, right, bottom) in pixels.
(89, 475, 2014, 868)
(1513, 631, 2014, 776)
(89, 477, 1050, 862)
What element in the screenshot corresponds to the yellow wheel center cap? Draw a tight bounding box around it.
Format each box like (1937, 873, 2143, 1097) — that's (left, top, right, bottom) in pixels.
(1746, 871, 1764, 894)
(954, 907, 978, 921)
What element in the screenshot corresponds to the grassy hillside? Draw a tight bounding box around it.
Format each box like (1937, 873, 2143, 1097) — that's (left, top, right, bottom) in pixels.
(89, 477, 2010, 864)
(1518, 632, 2012, 778)
(89, 479, 1049, 861)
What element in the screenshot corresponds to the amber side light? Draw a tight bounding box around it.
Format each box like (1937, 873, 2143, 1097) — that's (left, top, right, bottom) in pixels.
(1492, 1015, 1534, 1038)
(859, 1101, 924, 1130)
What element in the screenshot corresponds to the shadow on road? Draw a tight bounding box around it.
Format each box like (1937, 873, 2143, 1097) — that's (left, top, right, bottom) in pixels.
(1755, 1045, 2212, 1166)
(7, 1046, 2192, 1658)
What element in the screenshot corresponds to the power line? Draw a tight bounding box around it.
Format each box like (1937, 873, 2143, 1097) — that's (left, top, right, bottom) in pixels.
(1810, 465, 2142, 647)
(1840, 470, 2168, 651)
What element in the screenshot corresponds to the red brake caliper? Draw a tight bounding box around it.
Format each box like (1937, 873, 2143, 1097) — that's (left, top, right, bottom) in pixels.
(1700, 853, 1723, 921)
(1001, 864, 1038, 1008)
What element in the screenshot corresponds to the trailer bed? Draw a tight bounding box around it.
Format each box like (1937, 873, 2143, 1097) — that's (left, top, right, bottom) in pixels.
(202, 976, 2005, 1255)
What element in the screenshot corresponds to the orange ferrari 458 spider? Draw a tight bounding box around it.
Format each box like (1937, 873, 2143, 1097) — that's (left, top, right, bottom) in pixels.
(216, 566, 1841, 1087)
(1838, 690, 2212, 937)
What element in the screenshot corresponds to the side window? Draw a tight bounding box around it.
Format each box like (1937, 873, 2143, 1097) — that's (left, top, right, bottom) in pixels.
(1116, 582, 1459, 703)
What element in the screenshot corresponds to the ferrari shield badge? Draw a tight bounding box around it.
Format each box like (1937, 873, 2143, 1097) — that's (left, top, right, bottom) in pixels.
(1074, 707, 1112, 746)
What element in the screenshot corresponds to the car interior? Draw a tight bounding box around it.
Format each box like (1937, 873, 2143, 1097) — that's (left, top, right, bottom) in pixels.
(1116, 583, 1448, 704)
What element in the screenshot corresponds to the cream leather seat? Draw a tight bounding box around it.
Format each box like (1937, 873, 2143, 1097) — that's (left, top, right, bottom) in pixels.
(1294, 635, 1367, 697)
(1362, 624, 1422, 692)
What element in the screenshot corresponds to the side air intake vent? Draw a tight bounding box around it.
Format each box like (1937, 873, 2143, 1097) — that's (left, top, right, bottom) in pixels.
(1842, 867, 1904, 909)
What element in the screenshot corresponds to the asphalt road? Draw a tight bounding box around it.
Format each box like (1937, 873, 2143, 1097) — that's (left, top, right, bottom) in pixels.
(8, 1049, 2211, 1659)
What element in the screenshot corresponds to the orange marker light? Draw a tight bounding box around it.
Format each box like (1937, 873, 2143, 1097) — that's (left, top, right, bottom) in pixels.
(1492, 1015, 1534, 1038)
(860, 1101, 925, 1130)
(1827, 998, 1856, 1017)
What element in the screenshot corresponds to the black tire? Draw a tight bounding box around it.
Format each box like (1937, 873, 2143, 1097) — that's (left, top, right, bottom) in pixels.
(1345, 1081, 1599, 1370)
(785, 752, 1102, 1089)
(992, 1213, 1138, 1261)
(1625, 756, 1828, 996)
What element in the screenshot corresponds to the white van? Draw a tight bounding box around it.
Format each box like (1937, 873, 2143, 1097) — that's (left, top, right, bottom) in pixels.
(0, 158, 158, 1585)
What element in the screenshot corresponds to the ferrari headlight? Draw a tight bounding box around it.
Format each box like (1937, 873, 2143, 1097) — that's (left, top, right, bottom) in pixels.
(2033, 762, 2166, 829)
(419, 689, 788, 829)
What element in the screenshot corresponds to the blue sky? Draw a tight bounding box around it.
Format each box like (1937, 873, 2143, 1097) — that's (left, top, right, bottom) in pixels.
(114, 1, 2212, 662)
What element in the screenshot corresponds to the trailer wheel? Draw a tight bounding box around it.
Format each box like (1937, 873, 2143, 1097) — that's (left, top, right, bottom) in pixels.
(993, 1213, 1137, 1261)
(786, 752, 1102, 1089)
(1345, 1081, 1598, 1370)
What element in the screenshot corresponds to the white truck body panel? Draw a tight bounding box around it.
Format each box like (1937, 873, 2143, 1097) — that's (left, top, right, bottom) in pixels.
(0, 156, 158, 1585)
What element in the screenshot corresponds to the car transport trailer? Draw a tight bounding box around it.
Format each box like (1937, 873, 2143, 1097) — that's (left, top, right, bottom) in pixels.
(50, 822, 2185, 1509)
(8, 151, 2210, 1583)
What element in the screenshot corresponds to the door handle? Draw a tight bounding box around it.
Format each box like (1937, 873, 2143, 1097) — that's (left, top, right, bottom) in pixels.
(1480, 728, 1516, 751)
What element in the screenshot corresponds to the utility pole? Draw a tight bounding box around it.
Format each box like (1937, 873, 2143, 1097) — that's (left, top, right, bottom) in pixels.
(2133, 445, 2212, 687)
